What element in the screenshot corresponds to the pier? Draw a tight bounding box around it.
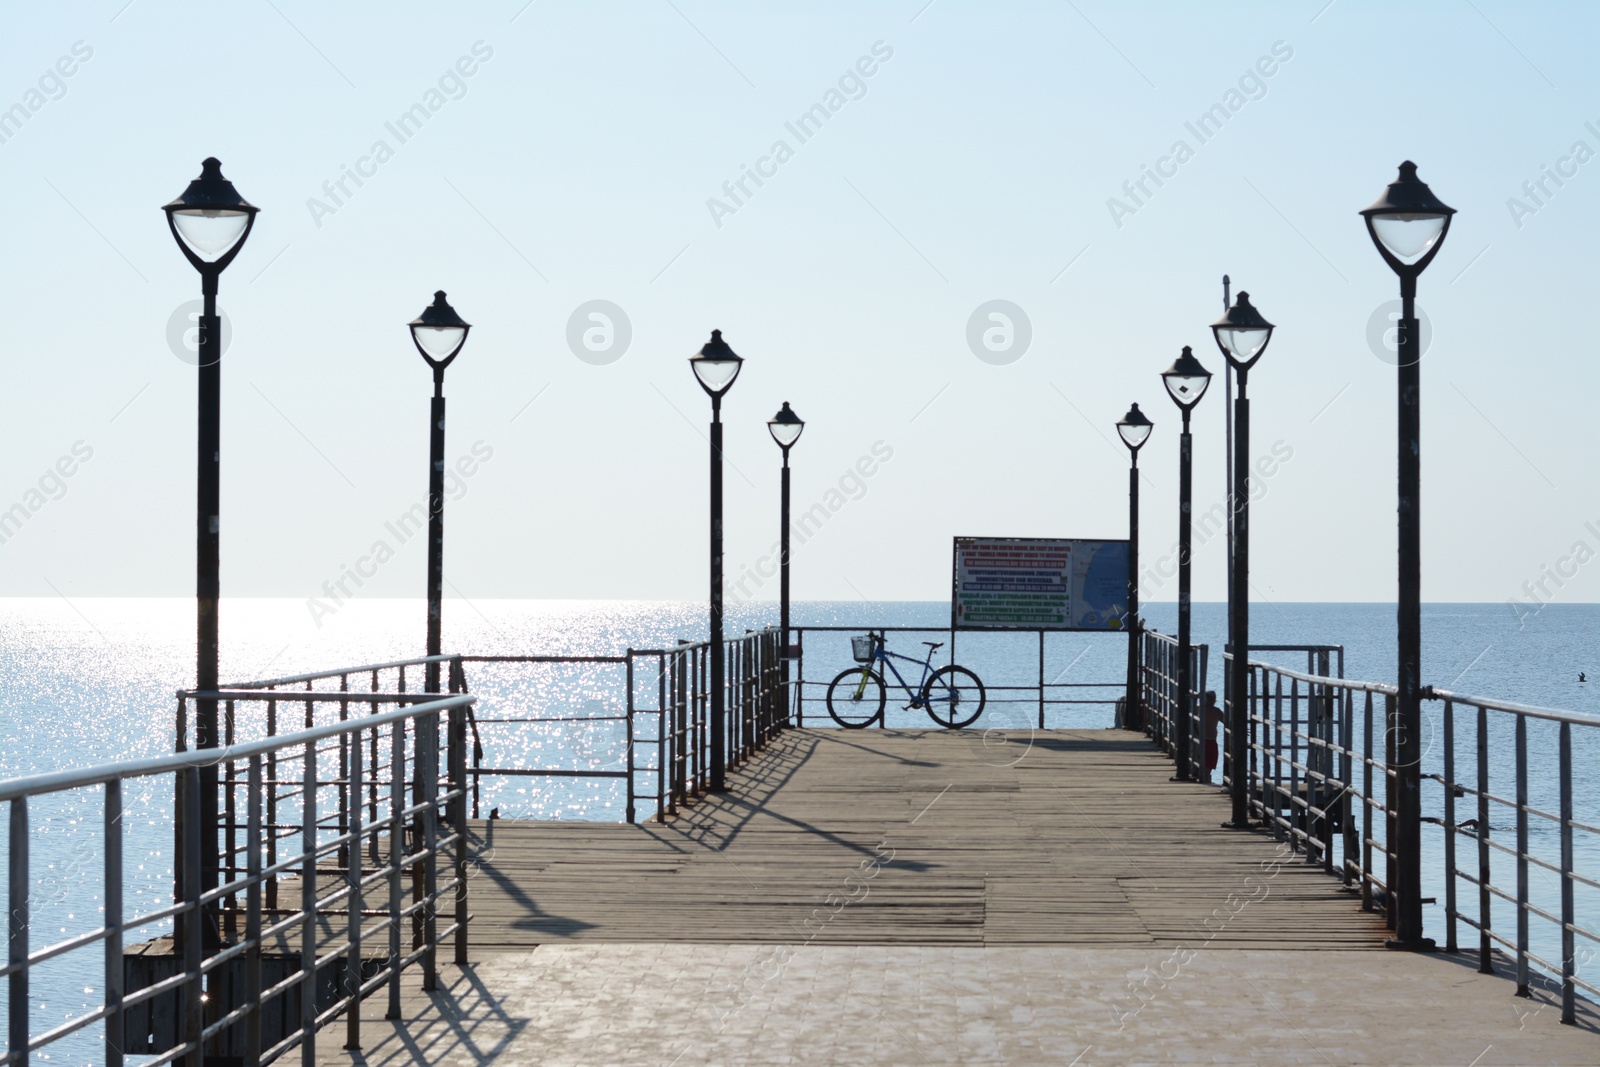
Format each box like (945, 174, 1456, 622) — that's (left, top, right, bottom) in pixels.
(321, 724, 1598, 1065)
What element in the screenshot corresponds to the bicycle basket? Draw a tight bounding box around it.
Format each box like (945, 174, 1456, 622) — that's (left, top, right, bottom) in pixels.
(851, 635, 875, 663)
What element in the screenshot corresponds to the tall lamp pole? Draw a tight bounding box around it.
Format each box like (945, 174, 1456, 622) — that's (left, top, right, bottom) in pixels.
(1361, 161, 1454, 951)
(1160, 346, 1213, 781)
(1116, 404, 1153, 731)
(1210, 291, 1274, 829)
(768, 402, 805, 722)
(162, 158, 258, 929)
(690, 330, 744, 792)
(408, 291, 472, 694)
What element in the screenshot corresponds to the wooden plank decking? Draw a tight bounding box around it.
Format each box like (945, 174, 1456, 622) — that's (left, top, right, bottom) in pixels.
(459, 728, 1389, 948)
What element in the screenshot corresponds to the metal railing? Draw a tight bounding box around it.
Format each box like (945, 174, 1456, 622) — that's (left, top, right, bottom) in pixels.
(1430, 687, 1600, 1024)
(3, 691, 473, 1066)
(633, 628, 788, 821)
(458, 631, 787, 825)
(791, 625, 1124, 728)
(1231, 656, 1600, 1025)
(1138, 629, 1209, 774)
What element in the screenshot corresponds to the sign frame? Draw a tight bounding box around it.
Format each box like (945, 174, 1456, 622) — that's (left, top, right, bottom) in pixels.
(950, 535, 1132, 632)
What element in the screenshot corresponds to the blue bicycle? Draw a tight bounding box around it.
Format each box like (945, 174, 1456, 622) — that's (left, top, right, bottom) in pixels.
(826, 631, 986, 729)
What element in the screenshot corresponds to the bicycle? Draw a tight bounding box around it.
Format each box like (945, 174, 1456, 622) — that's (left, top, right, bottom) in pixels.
(825, 631, 986, 730)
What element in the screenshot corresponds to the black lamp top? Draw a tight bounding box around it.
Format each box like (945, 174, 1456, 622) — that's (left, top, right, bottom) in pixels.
(696, 328, 742, 362)
(1360, 160, 1456, 219)
(1163, 345, 1211, 379)
(163, 157, 258, 215)
(770, 401, 803, 425)
(410, 290, 471, 329)
(1210, 290, 1273, 332)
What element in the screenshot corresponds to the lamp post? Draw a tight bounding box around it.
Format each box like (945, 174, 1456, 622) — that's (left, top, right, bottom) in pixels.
(1210, 291, 1274, 829)
(163, 157, 258, 930)
(768, 402, 804, 723)
(408, 292, 472, 694)
(691, 330, 743, 792)
(1116, 404, 1153, 732)
(1361, 161, 1454, 951)
(1161, 346, 1213, 782)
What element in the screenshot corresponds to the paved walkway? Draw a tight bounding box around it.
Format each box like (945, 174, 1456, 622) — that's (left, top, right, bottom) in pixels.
(320, 945, 1599, 1065)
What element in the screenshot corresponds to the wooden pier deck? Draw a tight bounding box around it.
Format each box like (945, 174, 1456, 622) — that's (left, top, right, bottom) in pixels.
(319, 728, 1600, 1065)
(460, 728, 1387, 948)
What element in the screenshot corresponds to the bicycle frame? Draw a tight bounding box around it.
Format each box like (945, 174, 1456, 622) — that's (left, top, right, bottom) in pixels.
(853, 635, 938, 707)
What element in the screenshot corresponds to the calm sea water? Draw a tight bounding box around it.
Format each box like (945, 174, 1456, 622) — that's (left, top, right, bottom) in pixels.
(0, 598, 1594, 1059)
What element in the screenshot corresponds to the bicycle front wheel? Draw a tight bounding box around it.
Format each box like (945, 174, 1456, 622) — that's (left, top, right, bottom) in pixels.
(827, 667, 885, 728)
(921, 665, 985, 729)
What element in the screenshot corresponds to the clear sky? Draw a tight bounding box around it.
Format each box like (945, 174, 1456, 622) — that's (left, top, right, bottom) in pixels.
(0, 0, 1595, 609)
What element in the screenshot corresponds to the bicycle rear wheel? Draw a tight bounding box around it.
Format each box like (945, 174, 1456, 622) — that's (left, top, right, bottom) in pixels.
(921, 665, 985, 729)
(827, 667, 885, 728)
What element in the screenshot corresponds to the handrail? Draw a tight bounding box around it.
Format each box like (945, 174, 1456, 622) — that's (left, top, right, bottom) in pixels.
(221, 654, 455, 691)
(0, 696, 469, 804)
(1425, 686, 1600, 727)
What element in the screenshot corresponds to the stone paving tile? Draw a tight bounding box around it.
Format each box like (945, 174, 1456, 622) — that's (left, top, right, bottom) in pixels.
(319, 943, 1600, 1066)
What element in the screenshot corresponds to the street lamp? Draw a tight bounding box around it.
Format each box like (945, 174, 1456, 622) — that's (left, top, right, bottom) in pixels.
(1161, 346, 1212, 782)
(1211, 291, 1274, 829)
(409, 291, 471, 694)
(691, 330, 743, 791)
(1361, 160, 1454, 952)
(163, 157, 258, 936)
(768, 402, 804, 723)
(1116, 403, 1153, 733)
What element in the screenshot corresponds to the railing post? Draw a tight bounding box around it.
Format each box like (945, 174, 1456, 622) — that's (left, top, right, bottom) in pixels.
(10, 797, 29, 1067)
(422, 712, 439, 993)
(301, 733, 318, 1062)
(796, 629, 804, 727)
(105, 780, 124, 1067)
(181, 766, 203, 1067)
(626, 650, 637, 825)
(1384, 692, 1397, 931)
(1476, 701, 1492, 974)
(267, 699, 279, 915)
(1515, 713, 1529, 997)
(1442, 698, 1457, 953)
(1272, 673, 1285, 840)
(657, 653, 667, 822)
(1559, 719, 1575, 1024)
(387, 719, 404, 1020)
(224, 698, 238, 941)
(346, 719, 365, 1051)
(246, 755, 264, 1065)
(339, 675, 350, 872)
(1362, 691, 1374, 912)
(450, 698, 469, 968)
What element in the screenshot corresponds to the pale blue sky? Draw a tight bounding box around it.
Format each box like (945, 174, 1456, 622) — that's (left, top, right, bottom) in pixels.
(0, 0, 1595, 609)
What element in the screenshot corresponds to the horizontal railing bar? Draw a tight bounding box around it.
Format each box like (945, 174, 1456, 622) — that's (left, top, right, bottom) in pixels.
(473, 768, 630, 779)
(458, 654, 628, 664)
(1426, 687, 1600, 726)
(220, 654, 456, 690)
(0, 695, 470, 802)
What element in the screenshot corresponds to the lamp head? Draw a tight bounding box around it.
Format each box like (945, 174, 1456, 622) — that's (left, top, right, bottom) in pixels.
(1210, 290, 1274, 371)
(409, 290, 471, 371)
(768, 401, 804, 450)
(162, 157, 258, 272)
(1161, 345, 1212, 412)
(690, 329, 744, 398)
(1360, 160, 1455, 277)
(1116, 402, 1153, 453)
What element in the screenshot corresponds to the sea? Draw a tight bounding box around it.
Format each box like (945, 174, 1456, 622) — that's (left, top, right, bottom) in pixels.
(0, 597, 1594, 1061)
